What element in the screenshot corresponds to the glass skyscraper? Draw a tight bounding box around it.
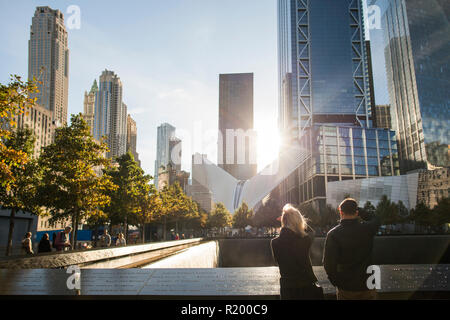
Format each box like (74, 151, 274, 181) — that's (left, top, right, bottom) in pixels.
(94, 70, 128, 159)
(278, 0, 371, 143)
(154, 123, 178, 188)
(277, 0, 399, 210)
(369, 0, 449, 167)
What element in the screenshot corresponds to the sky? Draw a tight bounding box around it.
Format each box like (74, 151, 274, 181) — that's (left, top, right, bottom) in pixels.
(0, 0, 280, 177)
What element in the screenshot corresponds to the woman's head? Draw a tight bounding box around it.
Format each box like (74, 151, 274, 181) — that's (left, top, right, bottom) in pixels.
(43, 233, 49, 240)
(281, 204, 308, 236)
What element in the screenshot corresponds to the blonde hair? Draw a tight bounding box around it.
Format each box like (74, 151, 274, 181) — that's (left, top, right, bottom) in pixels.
(281, 204, 308, 236)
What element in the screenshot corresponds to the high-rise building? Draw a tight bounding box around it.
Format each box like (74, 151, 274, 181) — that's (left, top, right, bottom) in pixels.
(83, 80, 98, 136)
(28, 6, 69, 126)
(93, 70, 127, 159)
(374, 105, 392, 130)
(218, 73, 257, 181)
(278, 0, 372, 141)
(375, 0, 449, 167)
(15, 104, 57, 159)
(154, 123, 178, 187)
(187, 154, 214, 213)
(277, 0, 399, 211)
(126, 114, 141, 167)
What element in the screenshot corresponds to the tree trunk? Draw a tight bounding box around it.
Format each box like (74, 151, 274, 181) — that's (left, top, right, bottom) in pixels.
(6, 208, 16, 257)
(163, 216, 167, 241)
(73, 212, 79, 250)
(141, 224, 145, 244)
(71, 214, 76, 249)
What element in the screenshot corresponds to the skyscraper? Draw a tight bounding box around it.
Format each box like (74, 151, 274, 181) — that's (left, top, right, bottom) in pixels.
(83, 80, 98, 136)
(154, 123, 178, 187)
(94, 70, 127, 159)
(218, 73, 257, 181)
(28, 6, 69, 126)
(378, 0, 449, 167)
(126, 114, 141, 167)
(277, 0, 399, 210)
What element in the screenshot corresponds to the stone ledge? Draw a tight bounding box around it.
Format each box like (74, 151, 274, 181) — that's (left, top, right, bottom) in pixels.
(0, 238, 204, 269)
(0, 265, 448, 298)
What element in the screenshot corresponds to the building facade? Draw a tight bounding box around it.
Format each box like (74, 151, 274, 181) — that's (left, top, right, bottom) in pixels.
(186, 154, 214, 213)
(126, 114, 141, 167)
(374, 105, 392, 130)
(16, 104, 57, 159)
(218, 73, 257, 181)
(28, 6, 69, 126)
(417, 167, 449, 209)
(378, 0, 449, 166)
(276, 0, 399, 211)
(94, 70, 127, 159)
(154, 123, 178, 187)
(83, 80, 98, 136)
(157, 162, 190, 192)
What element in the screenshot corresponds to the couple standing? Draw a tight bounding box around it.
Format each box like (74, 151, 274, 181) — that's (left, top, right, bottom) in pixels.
(271, 198, 380, 300)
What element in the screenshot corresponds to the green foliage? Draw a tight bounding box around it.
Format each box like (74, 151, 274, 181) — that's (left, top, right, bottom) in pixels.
(433, 197, 450, 226)
(375, 195, 401, 226)
(252, 197, 281, 228)
(410, 202, 433, 227)
(207, 202, 232, 230)
(232, 202, 253, 230)
(38, 114, 117, 244)
(0, 75, 39, 188)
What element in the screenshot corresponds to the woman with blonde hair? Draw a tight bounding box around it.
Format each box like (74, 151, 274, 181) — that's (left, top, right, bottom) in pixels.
(271, 204, 323, 300)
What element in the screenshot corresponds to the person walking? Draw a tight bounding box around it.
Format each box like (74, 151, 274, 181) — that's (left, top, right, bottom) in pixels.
(100, 229, 112, 247)
(271, 204, 324, 300)
(55, 227, 72, 252)
(323, 198, 381, 300)
(115, 233, 126, 246)
(38, 233, 52, 253)
(21, 232, 34, 255)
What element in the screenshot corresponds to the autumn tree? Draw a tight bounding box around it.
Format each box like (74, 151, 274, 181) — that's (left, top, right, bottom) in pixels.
(38, 114, 117, 248)
(207, 202, 232, 234)
(232, 202, 253, 234)
(375, 195, 401, 229)
(0, 128, 42, 256)
(0, 75, 38, 189)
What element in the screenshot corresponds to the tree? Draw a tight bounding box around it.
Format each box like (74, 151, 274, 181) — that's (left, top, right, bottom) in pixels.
(375, 195, 400, 228)
(103, 152, 150, 240)
(233, 202, 253, 234)
(433, 197, 450, 232)
(319, 204, 339, 229)
(38, 114, 117, 248)
(134, 181, 162, 243)
(207, 203, 232, 234)
(0, 75, 38, 189)
(0, 128, 43, 256)
(252, 198, 281, 230)
(410, 202, 432, 232)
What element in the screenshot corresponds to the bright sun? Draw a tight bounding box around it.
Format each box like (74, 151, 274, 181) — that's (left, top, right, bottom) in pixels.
(256, 125, 281, 172)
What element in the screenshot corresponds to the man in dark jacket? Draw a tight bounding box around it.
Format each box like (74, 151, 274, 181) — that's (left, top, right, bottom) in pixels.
(323, 198, 380, 300)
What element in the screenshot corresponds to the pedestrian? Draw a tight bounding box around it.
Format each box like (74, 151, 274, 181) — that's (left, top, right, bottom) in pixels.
(100, 229, 112, 247)
(115, 233, 126, 246)
(55, 227, 72, 252)
(38, 233, 52, 253)
(175, 233, 180, 240)
(323, 198, 381, 300)
(21, 232, 34, 255)
(181, 233, 185, 240)
(271, 204, 324, 300)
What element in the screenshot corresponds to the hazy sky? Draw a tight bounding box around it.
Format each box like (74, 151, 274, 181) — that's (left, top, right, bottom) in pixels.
(0, 0, 279, 177)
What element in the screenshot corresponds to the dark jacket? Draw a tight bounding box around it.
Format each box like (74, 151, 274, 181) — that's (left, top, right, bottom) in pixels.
(38, 238, 52, 253)
(323, 216, 380, 291)
(271, 227, 318, 288)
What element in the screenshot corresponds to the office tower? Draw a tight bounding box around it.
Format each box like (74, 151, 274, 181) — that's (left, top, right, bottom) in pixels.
(218, 73, 257, 181)
(277, 0, 398, 210)
(278, 0, 371, 141)
(126, 114, 141, 167)
(187, 154, 214, 213)
(377, 0, 449, 166)
(83, 80, 98, 136)
(94, 70, 127, 159)
(154, 123, 178, 187)
(15, 104, 57, 159)
(28, 6, 69, 126)
(374, 105, 392, 130)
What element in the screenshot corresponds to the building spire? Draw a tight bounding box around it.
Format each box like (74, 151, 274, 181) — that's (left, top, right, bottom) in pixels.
(90, 79, 98, 93)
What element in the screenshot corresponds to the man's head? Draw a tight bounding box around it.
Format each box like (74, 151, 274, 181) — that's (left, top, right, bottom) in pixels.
(64, 227, 72, 234)
(104, 229, 108, 235)
(338, 198, 359, 219)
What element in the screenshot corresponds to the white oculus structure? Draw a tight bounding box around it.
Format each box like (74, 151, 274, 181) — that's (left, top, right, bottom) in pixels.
(192, 144, 309, 213)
